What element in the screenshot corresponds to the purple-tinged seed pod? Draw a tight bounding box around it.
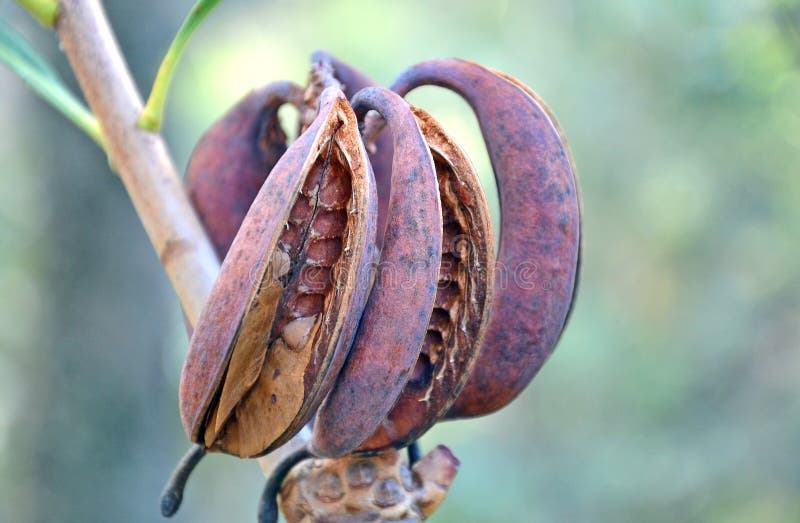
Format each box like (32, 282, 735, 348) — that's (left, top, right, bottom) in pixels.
(391, 59, 581, 418)
(312, 87, 442, 457)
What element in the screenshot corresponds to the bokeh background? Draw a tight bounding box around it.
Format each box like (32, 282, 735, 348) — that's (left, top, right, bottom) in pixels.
(1, 0, 799, 521)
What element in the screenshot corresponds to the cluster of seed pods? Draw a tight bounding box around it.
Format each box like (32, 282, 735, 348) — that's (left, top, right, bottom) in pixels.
(165, 52, 581, 523)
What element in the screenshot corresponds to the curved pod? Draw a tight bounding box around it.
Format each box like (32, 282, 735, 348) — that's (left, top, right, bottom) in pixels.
(180, 88, 377, 457)
(392, 59, 581, 418)
(312, 87, 443, 457)
(185, 81, 304, 258)
(358, 107, 495, 451)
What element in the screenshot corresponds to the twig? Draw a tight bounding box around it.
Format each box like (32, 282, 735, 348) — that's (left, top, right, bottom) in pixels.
(54, 0, 219, 327)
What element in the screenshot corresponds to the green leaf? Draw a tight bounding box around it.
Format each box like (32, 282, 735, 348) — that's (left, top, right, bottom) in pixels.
(0, 19, 105, 150)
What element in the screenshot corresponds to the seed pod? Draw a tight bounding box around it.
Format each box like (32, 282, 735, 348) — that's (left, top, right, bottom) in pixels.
(391, 59, 581, 418)
(357, 107, 495, 451)
(180, 87, 377, 458)
(312, 87, 443, 457)
(185, 81, 304, 259)
(312, 50, 394, 245)
(489, 67, 582, 325)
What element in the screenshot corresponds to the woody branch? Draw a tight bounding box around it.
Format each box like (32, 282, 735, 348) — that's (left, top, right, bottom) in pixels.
(55, 0, 218, 326)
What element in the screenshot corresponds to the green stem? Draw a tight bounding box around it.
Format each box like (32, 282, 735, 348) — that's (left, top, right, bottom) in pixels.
(138, 0, 222, 132)
(0, 21, 105, 149)
(15, 0, 59, 28)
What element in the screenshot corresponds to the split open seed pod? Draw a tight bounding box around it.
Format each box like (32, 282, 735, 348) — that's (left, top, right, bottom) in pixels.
(358, 107, 495, 451)
(391, 59, 582, 418)
(180, 87, 378, 458)
(312, 87, 443, 458)
(311, 51, 394, 245)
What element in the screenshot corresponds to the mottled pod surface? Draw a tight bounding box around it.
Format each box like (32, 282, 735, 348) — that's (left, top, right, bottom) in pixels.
(185, 82, 304, 259)
(312, 87, 442, 457)
(180, 88, 377, 458)
(391, 59, 581, 418)
(358, 107, 495, 451)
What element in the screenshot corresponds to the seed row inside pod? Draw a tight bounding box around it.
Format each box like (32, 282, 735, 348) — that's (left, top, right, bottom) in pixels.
(179, 87, 378, 459)
(311, 86, 444, 458)
(390, 58, 581, 419)
(356, 107, 495, 452)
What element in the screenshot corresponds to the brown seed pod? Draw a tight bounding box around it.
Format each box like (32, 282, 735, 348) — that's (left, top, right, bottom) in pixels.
(357, 107, 495, 452)
(312, 50, 394, 245)
(391, 59, 581, 418)
(312, 87, 443, 458)
(179, 87, 378, 458)
(489, 67, 582, 325)
(185, 81, 304, 259)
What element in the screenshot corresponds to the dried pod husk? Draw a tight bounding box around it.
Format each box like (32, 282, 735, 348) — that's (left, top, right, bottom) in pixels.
(391, 59, 581, 418)
(180, 87, 377, 458)
(357, 107, 495, 452)
(185, 82, 304, 259)
(312, 87, 443, 457)
(312, 50, 394, 246)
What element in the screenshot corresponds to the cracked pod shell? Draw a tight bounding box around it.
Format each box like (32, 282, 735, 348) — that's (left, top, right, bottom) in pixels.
(312, 87, 443, 458)
(180, 88, 377, 458)
(357, 106, 495, 452)
(312, 51, 394, 246)
(392, 59, 581, 418)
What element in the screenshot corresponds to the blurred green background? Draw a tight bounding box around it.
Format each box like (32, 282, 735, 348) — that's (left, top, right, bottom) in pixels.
(1, 0, 799, 521)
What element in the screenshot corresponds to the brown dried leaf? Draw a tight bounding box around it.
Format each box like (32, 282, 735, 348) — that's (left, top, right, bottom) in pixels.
(211, 253, 285, 437)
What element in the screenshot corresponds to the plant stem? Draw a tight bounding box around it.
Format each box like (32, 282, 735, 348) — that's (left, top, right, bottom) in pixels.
(138, 0, 222, 132)
(55, 0, 219, 327)
(15, 0, 59, 28)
